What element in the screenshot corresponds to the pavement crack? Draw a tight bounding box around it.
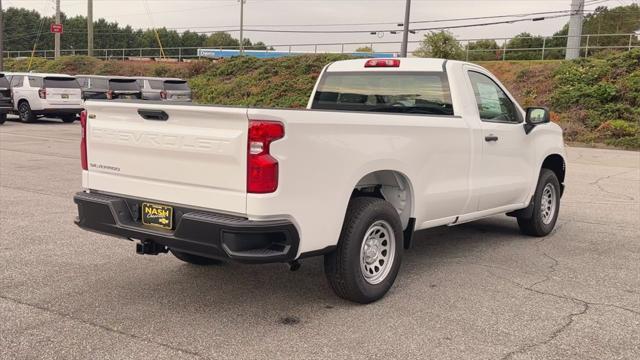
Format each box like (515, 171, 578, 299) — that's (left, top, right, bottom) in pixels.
(500, 302, 589, 360)
(0, 293, 205, 359)
(0, 148, 77, 160)
(485, 229, 639, 359)
(588, 169, 637, 201)
(0, 185, 68, 200)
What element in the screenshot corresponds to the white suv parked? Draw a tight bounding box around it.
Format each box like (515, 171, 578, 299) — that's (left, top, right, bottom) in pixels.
(10, 73, 83, 123)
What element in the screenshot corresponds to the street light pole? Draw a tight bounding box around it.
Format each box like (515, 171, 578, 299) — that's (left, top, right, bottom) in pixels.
(87, 0, 94, 56)
(400, 0, 412, 57)
(55, 0, 61, 58)
(239, 0, 245, 55)
(566, 0, 584, 59)
(0, 0, 4, 71)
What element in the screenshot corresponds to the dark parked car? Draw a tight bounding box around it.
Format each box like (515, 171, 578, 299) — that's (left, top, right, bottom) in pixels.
(76, 75, 142, 100)
(136, 77, 192, 102)
(0, 74, 12, 124)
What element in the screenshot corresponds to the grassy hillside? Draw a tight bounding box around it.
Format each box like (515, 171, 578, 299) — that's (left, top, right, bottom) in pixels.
(5, 51, 639, 149)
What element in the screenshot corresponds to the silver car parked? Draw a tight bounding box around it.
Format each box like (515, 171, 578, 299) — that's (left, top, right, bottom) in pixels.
(136, 77, 192, 102)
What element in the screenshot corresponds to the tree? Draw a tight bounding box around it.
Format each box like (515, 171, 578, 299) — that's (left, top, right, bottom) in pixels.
(1, 7, 269, 56)
(413, 31, 464, 60)
(466, 39, 500, 61)
(205, 32, 239, 48)
(505, 32, 545, 60)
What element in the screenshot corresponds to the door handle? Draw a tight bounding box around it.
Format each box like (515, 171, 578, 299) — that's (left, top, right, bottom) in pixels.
(138, 109, 169, 121)
(485, 134, 499, 142)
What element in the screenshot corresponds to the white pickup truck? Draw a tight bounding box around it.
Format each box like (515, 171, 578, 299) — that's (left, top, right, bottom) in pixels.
(74, 58, 566, 303)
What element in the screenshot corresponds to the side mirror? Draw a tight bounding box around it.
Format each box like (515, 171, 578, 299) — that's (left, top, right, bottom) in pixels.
(524, 107, 550, 134)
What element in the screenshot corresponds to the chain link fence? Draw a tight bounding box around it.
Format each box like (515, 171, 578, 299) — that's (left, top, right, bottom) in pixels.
(3, 33, 639, 61)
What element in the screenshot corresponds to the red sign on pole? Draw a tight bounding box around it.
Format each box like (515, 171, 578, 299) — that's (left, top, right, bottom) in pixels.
(50, 24, 64, 34)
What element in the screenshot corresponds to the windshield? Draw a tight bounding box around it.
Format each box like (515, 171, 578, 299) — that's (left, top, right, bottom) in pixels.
(109, 79, 140, 91)
(311, 72, 454, 116)
(164, 80, 190, 91)
(44, 77, 80, 89)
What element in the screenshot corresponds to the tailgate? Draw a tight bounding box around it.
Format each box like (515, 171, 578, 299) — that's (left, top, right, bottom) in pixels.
(44, 77, 83, 105)
(46, 88, 83, 105)
(84, 101, 249, 215)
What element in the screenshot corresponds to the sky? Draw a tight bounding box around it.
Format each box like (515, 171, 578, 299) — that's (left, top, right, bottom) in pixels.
(4, 0, 639, 52)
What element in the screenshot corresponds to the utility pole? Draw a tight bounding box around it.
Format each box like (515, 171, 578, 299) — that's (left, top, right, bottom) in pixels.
(566, 0, 584, 60)
(0, 0, 4, 71)
(87, 0, 94, 56)
(239, 0, 245, 55)
(400, 0, 412, 57)
(55, 0, 61, 58)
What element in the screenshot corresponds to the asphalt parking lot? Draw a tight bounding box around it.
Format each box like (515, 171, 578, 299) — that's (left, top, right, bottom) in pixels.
(1, 116, 639, 360)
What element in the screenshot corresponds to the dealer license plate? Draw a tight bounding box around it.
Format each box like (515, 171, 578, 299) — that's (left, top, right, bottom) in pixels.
(141, 203, 173, 230)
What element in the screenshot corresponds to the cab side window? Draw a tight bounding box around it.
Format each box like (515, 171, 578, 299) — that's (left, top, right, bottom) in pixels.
(28, 76, 43, 88)
(149, 80, 164, 90)
(11, 76, 24, 88)
(468, 71, 520, 123)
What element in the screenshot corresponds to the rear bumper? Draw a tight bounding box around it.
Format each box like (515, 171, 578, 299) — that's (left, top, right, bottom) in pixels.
(35, 108, 83, 115)
(73, 191, 300, 264)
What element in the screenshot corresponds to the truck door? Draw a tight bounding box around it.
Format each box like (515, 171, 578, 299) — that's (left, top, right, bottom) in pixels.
(466, 69, 535, 211)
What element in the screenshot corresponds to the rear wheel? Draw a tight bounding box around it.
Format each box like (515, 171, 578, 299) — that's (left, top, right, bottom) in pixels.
(0, 113, 6, 124)
(324, 197, 403, 303)
(18, 102, 36, 123)
(171, 250, 225, 266)
(517, 169, 561, 237)
(60, 115, 77, 123)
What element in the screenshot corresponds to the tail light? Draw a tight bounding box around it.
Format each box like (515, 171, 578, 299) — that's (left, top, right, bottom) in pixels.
(365, 59, 400, 68)
(38, 88, 47, 99)
(160, 90, 167, 100)
(106, 90, 114, 100)
(80, 110, 88, 170)
(247, 120, 284, 193)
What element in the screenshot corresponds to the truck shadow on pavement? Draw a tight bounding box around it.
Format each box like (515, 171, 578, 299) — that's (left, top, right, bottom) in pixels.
(81, 215, 530, 323)
(5, 115, 77, 125)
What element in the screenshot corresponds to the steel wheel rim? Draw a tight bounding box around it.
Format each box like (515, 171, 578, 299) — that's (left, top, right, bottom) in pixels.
(360, 220, 396, 285)
(541, 183, 557, 225)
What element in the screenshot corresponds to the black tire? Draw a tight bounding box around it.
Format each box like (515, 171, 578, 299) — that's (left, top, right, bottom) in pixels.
(0, 113, 6, 124)
(517, 169, 561, 237)
(324, 197, 403, 304)
(18, 102, 36, 123)
(60, 115, 77, 123)
(170, 250, 225, 266)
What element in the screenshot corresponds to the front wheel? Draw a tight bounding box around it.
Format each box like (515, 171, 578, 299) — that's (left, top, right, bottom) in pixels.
(517, 169, 561, 237)
(324, 197, 403, 304)
(0, 113, 6, 124)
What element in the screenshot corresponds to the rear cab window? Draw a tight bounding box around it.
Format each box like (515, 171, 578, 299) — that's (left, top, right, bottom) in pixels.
(90, 78, 108, 89)
(163, 80, 190, 91)
(311, 71, 454, 116)
(109, 79, 140, 91)
(44, 77, 80, 89)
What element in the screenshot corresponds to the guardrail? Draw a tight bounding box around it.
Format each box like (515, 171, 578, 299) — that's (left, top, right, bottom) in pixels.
(3, 33, 638, 61)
